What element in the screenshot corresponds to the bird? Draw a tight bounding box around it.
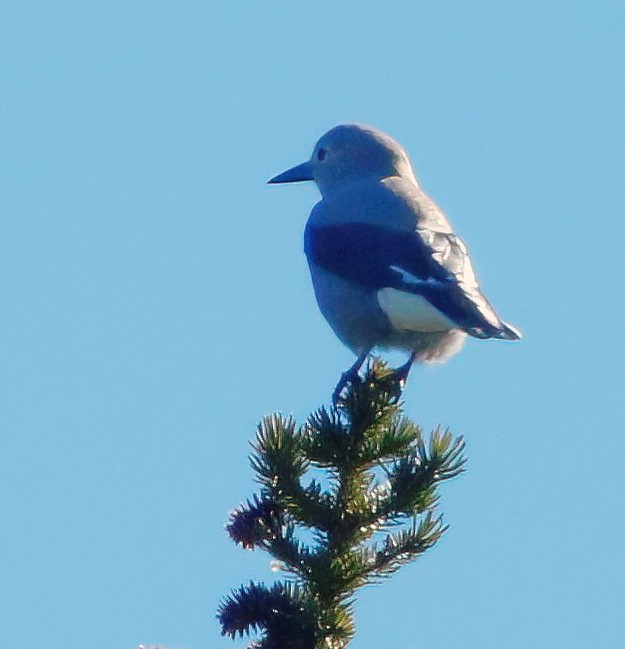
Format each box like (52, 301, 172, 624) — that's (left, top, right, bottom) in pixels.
(269, 124, 521, 399)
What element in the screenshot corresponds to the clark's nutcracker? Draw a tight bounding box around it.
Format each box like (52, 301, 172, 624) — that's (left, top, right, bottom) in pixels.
(269, 124, 521, 396)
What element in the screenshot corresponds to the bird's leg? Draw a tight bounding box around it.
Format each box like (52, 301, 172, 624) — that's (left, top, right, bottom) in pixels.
(387, 350, 418, 386)
(332, 351, 369, 405)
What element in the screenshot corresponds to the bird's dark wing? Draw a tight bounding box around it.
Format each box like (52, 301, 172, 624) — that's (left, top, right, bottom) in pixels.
(305, 222, 446, 285)
(304, 222, 512, 338)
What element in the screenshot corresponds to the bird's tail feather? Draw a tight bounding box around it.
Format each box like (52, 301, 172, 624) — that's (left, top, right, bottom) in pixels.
(496, 321, 522, 341)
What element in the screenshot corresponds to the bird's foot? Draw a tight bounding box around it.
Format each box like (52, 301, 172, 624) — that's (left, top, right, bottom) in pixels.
(332, 366, 363, 405)
(384, 351, 417, 388)
(332, 352, 369, 406)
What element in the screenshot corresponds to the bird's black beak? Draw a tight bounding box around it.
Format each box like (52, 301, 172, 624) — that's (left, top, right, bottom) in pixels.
(268, 161, 313, 184)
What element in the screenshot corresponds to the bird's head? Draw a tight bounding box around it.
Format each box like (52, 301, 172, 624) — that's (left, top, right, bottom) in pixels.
(269, 124, 417, 196)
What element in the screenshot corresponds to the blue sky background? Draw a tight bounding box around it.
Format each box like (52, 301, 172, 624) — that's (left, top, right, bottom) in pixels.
(2, 2, 624, 648)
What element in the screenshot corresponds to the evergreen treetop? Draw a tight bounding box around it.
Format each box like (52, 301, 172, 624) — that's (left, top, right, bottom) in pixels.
(219, 359, 466, 649)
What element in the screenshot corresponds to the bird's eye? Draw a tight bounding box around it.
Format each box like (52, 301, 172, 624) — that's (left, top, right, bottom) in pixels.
(317, 148, 326, 161)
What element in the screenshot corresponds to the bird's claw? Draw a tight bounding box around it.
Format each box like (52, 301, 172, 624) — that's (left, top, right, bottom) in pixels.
(386, 366, 411, 386)
(332, 367, 363, 406)
(384, 352, 417, 387)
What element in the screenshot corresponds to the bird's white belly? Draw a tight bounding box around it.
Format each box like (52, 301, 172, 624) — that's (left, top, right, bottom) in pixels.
(377, 288, 456, 333)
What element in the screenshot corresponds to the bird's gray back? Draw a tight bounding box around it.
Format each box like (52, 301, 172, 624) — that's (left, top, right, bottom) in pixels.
(308, 177, 452, 233)
(306, 175, 507, 337)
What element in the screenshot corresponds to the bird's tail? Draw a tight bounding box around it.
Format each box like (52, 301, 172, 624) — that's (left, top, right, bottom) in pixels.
(496, 321, 522, 341)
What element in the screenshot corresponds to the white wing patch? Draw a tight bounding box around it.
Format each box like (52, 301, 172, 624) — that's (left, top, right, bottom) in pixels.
(389, 265, 443, 286)
(377, 288, 456, 333)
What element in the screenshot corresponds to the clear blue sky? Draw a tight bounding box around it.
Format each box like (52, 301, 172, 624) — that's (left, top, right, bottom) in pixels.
(2, 3, 624, 648)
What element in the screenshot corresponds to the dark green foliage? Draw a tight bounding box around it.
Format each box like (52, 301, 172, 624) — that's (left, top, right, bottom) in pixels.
(219, 359, 466, 648)
(218, 581, 317, 649)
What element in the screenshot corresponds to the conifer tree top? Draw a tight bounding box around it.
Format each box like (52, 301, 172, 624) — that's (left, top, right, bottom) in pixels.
(219, 360, 466, 649)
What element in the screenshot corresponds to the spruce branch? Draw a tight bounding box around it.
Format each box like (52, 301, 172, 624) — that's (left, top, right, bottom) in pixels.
(218, 581, 317, 649)
(369, 511, 448, 579)
(220, 358, 466, 648)
(251, 414, 335, 529)
(226, 493, 283, 550)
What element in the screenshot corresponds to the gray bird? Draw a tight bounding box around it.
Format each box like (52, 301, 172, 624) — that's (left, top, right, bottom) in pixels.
(269, 124, 521, 397)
